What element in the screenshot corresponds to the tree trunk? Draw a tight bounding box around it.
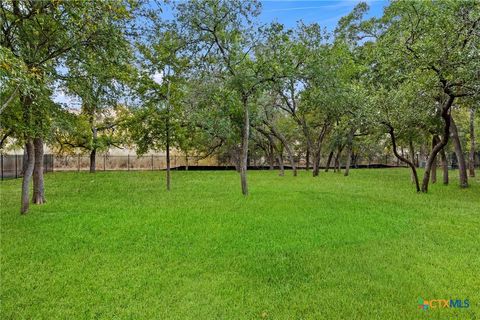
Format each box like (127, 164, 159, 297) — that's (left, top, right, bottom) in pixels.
(409, 139, 416, 183)
(21, 140, 35, 214)
(469, 107, 475, 177)
(89, 127, 97, 173)
(277, 153, 284, 176)
(430, 136, 437, 184)
(311, 125, 329, 177)
(344, 128, 355, 177)
(421, 95, 454, 192)
(451, 116, 468, 188)
(32, 137, 46, 204)
(439, 142, 449, 185)
(386, 124, 420, 192)
(89, 148, 97, 173)
(312, 151, 321, 177)
(334, 145, 344, 173)
(305, 149, 310, 171)
(264, 121, 297, 176)
(240, 98, 249, 195)
(325, 151, 334, 172)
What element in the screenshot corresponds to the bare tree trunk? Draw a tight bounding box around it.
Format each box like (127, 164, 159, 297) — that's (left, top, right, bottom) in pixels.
(89, 148, 97, 173)
(430, 136, 437, 184)
(89, 127, 97, 173)
(32, 137, 46, 204)
(264, 121, 297, 176)
(325, 151, 333, 172)
(451, 116, 468, 188)
(277, 153, 284, 176)
(312, 125, 329, 177)
(21, 140, 35, 214)
(385, 124, 420, 192)
(421, 96, 454, 193)
(409, 139, 415, 183)
(469, 107, 475, 177)
(305, 149, 310, 171)
(240, 98, 249, 195)
(439, 143, 449, 185)
(344, 128, 355, 177)
(312, 151, 321, 176)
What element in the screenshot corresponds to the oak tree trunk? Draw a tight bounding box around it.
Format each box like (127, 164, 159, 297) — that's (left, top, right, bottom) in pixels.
(439, 143, 449, 185)
(430, 136, 437, 184)
(264, 121, 297, 176)
(311, 126, 329, 177)
(409, 139, 416, 183)
(451, 116, 468, 188)
(89, 148, 96, 173)
(89, 126, 97, 173)
(385, 125, 420, 192)
(305, 149, 310, 171)
(312, 151, 321, 177)
(334, 145, 344, 173)
(325, 151, 334, 172)
(32, 137, 46, 204)
(21, 140, 35, 214)
(277, 153, 284, 176)
(421, 95, 454, 192)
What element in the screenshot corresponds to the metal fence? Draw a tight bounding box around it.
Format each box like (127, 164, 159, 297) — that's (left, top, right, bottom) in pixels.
(0, 154, 54, 180)
(0, 154, 218, 180)
(3, 152, 476, 180)
(53, 154, 217, 172)
(1, 152, 402, 180)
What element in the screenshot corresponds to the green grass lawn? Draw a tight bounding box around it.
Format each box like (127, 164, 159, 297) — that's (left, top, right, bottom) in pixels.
(1, 169, 479, 319)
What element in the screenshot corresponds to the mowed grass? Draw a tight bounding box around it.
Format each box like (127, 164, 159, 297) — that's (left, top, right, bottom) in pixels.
(1, 169, 479, 319)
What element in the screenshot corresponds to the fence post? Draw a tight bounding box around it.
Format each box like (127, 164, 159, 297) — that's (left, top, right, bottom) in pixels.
(128, 154, 130, 171)
(77, 154, 80, 172)
(151, 154, 154, 171)
(1, 154, 3, 181)
(104, 154, 106, 171)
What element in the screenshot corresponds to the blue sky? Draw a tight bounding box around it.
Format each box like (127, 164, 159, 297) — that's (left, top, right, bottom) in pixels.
(259, 0, 388, 30)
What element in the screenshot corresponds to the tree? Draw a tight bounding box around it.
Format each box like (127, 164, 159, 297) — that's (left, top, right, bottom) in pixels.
(176, 0, 279, 195)
(61, 35, 134, 173)
(1, 0, 139, 213)
(366, 0, 479, 192)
